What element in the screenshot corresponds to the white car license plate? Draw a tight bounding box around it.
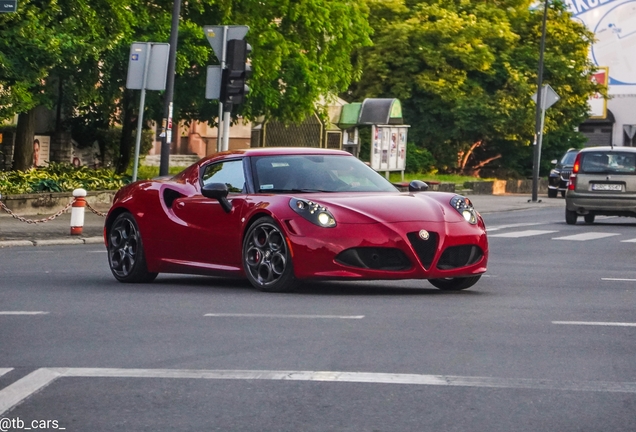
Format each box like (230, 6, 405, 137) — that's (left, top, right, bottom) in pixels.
(591, 183, 623, 191)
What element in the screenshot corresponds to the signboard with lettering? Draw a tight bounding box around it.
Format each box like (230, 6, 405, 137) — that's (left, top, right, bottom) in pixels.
(0, 1, 17, 13)
(588, 67, 609, 118)
(565, 0, 636, 94)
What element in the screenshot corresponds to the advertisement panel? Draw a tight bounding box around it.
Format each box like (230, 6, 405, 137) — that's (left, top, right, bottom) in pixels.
(565, 0, 636, 95)
(588, 67, 609, 118)
(370, 125, 409, 173)
(33, 135, 50, 168)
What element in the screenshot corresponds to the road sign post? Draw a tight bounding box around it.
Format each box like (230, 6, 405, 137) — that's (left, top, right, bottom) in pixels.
(126, 42, 170, 182)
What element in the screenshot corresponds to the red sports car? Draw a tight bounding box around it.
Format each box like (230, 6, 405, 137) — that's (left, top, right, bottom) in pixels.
(105, 148, 488, 292)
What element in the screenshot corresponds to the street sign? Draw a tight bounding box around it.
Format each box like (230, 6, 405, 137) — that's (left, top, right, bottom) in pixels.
(204, 25, 249, 60)
(126, 43, 170, 90)
(624, 124, 636, 140)
(0, 0, 17, 12)
(532, 84, 560, 110)
(206, 65, 222, 100)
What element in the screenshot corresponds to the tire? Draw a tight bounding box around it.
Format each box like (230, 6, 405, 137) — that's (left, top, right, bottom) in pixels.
(565, 209, 578, 225)
(243, 216, 298, 292)
(561, 190, 566, 198)
(547, 188, 558, 198)
(428, 275, 481, 291)
(584, 213, 595, 224)
(107, 212, 158, 283)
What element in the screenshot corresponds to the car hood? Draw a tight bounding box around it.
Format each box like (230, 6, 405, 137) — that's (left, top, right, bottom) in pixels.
(304, 192, 460, 224)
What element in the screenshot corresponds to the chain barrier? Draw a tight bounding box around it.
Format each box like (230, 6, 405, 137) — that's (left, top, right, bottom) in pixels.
(85, 201, 107, 217)
(0, 199, 75, 224)
(0, 191, 108, 224)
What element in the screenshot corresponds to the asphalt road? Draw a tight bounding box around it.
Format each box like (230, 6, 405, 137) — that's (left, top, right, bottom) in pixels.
(1, 203, 635, 431)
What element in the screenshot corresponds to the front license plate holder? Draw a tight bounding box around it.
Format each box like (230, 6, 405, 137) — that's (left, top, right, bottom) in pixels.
(591, 183, 623, 191)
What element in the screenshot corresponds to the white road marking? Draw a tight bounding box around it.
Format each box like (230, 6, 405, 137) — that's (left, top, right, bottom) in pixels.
(3, 366, 636, 415)
(204, 313, 365, 319)
(0, 369, 12, 378)
(602, 278, 636, 282)
(489, 230, 558, 238)
(553, 321, 636, 327)
(0, 368, 63, 415)
(486, 222, 547, 232)
(620, 238, 636, 243)
(552, 232, 620, 241)
(0, 311, 49, 315)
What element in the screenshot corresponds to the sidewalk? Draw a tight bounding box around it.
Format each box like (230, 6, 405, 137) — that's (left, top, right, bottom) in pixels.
(0, 193, 565, 248)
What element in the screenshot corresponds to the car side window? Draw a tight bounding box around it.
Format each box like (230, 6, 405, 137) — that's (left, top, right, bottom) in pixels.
(201, 160, 246, 193)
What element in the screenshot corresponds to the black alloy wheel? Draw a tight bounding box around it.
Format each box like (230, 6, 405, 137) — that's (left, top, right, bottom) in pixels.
(428, 275, 481, 291)
(243, 216, 297, 292)
(108, 212, 157, 283)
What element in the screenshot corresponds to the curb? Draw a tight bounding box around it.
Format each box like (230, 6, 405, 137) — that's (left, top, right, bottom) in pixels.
(0, 236, 104, 248)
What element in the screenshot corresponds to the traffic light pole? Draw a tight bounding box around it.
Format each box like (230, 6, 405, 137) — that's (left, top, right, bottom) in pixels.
(216, 26, 229, 153)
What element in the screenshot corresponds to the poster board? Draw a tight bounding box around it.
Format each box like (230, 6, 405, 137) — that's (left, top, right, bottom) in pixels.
(370, 125, 408, 172)
(33, 135, 50, 167)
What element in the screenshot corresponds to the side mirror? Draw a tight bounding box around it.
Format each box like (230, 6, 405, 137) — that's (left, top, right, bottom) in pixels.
(202, 183, 232, 213)
(409, 180, 429, 192)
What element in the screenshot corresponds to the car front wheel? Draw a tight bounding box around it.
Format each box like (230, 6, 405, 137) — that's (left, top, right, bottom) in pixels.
(243, 216, 298, 292)
(108, 212, 158, 283)
(428, 275, 481, 291)
(565, 209, 578, 225)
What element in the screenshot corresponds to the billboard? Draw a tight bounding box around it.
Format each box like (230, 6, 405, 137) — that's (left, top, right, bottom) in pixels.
(565, 0, 636, 95)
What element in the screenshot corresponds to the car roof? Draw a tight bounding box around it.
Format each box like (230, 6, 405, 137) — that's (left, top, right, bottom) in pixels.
(578, 146, 636, 154)
(197, 147, 352, 165)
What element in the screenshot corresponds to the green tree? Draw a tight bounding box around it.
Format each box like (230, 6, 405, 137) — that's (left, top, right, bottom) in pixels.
(349, 0, 598, 177)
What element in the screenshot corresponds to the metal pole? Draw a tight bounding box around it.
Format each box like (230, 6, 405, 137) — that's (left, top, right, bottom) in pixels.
(222, 105, 232, 152)
(132, 43, 152, 182)
(159, 0, 182, 177)
(531, 0, 549, 202)
(217, 26, 228, 153)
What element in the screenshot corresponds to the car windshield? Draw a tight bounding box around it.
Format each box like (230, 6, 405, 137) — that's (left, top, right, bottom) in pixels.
(561, 151, 578, 165)
(580, 151, 636, 174)
(252, 154, 399, 193)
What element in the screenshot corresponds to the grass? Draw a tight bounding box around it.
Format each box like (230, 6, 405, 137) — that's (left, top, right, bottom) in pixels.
(126, 165, 186, 180)
(388, 172, 496, 187)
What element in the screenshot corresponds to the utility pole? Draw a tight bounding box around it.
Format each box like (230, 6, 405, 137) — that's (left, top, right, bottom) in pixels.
(159, 0, 182, 177)
(531, 0, 549, 203)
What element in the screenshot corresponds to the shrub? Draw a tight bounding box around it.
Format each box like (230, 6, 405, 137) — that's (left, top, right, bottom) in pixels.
(405, 145, 436, 174)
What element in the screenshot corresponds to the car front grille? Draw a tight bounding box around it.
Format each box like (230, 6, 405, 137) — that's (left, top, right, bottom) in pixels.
(335, 248, 412, 271)
(436, 245, 483, 270)
(406, 231, 439, 269)
(560, 170, 571, 181)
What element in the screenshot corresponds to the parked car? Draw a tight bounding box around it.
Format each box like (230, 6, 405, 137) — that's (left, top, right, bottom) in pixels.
(548, 148, 579, 198)
(565, 146, 636, 224)
(105, 147, 489, 292)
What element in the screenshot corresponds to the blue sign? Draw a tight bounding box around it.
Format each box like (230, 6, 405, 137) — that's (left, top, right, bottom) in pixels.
(0, 0, 17, 13)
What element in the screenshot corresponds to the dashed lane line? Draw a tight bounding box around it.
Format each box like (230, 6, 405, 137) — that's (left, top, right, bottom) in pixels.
(0, 369, 12, 379)
(602, 278, 636, 282)
(553, 321, 636, 327)
(0, 312, 49, 315)
(3, 367, 636, 415)
(204, 313, 365, 319)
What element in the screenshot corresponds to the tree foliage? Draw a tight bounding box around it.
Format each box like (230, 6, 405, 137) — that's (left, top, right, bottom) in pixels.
(349, 0, 599, 177)
(1, 0, 372, 172)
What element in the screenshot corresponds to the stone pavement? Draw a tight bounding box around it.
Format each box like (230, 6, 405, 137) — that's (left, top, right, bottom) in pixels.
(0, 193, 565, 248)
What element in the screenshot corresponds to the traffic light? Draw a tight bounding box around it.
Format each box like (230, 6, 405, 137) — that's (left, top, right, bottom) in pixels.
(220, 39, 251, 105)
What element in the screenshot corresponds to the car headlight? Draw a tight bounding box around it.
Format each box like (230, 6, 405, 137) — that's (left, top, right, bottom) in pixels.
(289, 198, 336, 228)
(450, 195, 478, 224)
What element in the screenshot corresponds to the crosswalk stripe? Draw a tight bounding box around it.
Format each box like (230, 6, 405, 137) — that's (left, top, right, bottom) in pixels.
(489, 230, 558, 238)
(486, 222, 546, 232)
(552, 232, 620, 241)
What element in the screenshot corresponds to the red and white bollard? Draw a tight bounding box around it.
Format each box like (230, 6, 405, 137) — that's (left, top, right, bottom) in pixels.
(70, 188, 87, 236)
